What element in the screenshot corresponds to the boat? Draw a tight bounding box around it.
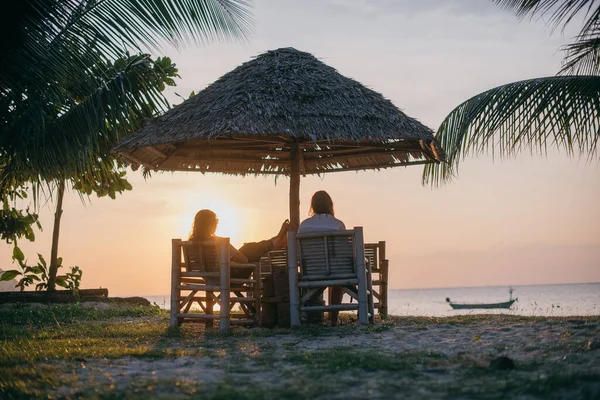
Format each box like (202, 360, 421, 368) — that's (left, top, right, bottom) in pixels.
(446, 288, 517, 310)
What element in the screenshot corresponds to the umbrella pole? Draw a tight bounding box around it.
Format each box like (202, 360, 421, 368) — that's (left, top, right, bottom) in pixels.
(290, 143, 301, 232)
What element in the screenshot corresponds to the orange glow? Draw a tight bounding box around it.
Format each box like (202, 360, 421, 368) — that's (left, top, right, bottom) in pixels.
(176, 197, 246, 246)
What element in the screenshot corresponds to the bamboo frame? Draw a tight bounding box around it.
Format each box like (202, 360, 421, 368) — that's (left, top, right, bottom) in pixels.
(364, 241, 389, 318)
(169, 238, 262, 332)
(166, 144, 423, 162)
(288, 227, 373, 327)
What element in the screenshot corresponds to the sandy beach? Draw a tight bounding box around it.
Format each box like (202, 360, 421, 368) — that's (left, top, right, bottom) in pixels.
(2, 305, 598, 399)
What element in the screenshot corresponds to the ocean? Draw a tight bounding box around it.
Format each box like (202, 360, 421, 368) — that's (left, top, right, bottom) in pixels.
(145, 282, 600, 317)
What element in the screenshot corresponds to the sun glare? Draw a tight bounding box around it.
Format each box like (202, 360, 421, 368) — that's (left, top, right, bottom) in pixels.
(177, 198, 245, 245)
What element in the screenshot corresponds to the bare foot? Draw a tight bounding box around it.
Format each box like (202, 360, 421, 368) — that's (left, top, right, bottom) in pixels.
(276, 219, 290, 239)
(271, 219, 290, 249)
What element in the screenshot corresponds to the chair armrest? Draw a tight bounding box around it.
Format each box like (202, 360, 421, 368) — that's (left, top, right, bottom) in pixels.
(230, 262, 259, 269)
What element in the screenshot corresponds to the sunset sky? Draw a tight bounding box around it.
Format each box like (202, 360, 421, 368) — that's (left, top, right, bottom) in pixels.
(1, 0, 598, 296)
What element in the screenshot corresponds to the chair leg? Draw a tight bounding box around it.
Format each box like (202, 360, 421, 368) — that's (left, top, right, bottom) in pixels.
(288, 232, 301, 327)
(219, 239, 231, 333)
(169, 294, 179, 329)
(366, 265, 375, 323)
(357, 276, 369, 325)
(380, 259, 389, 319)
(206, 292, 215, 328)
(253, 263, 261, 326)
(170, 239, 182, 329)
(355, 229, 369, 325)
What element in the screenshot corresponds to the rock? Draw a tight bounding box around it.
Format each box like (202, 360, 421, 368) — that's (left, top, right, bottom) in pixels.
(489, 356, 516, 370)
(81, 301, 112, 310)
(108, 297, 152, 307)
(0, 302, 48, 309)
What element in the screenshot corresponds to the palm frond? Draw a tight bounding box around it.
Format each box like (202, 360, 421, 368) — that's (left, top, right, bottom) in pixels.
(423, 75, 600, 186)
(493, 0, 600, 75)
(560, 23, 600, 75)
(493, 0, 599, 35)
(0, 55, 176, 191)
(0, 0, 251, 184)
(1, 0, 252, 94)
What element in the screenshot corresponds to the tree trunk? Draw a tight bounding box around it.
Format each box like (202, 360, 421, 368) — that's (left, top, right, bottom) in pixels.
(47, 180, 65, 292)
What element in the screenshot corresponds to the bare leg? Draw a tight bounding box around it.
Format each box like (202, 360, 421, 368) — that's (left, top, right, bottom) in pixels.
(233, 219, 290, 279)
(238, 240, 275, 263)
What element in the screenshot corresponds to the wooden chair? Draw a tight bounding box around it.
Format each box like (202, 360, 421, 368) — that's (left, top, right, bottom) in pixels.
(170, 238, 261, 332)
(287, 227, 374, 327)
(259, 248, 288, 277)
(364, 242, 389, 318)
(259, 249, 290, 327)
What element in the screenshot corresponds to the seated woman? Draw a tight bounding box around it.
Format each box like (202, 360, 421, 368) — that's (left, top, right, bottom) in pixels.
(189, 209, 289, 278)
(298, 190, 345, 233)
(298, 190, 346, 325)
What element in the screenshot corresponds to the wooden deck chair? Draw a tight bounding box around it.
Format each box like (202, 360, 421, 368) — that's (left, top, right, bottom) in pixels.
(364, 242, 389, 318)
(170, 238, 261, 332)
(287, 227, 374, 327)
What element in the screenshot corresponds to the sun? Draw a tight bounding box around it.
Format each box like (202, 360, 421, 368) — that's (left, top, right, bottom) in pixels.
(177, 197, 245, 245)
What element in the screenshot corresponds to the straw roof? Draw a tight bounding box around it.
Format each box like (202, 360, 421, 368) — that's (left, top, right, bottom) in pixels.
(114, 47, 444, 175)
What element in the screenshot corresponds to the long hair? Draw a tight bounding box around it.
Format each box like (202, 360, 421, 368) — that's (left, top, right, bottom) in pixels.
(188, 209, 218, 241)
(309, 190, 335, 216)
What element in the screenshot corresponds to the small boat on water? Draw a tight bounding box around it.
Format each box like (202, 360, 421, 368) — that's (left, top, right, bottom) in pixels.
(446, 288, 517, 310)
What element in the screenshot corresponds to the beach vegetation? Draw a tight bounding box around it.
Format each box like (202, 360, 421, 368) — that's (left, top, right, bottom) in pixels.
(424, 0, 600, 186)
(0, 302, 162, 328)
(0, 245, 82, 292)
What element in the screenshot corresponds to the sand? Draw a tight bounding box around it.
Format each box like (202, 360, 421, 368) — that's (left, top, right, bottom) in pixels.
(48, 315, 600, 399)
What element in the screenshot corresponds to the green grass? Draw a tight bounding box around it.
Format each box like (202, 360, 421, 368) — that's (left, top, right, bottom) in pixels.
(286, 346, 421, 373)
(69, 378, 338, 400)
(0, 302, 162, 327)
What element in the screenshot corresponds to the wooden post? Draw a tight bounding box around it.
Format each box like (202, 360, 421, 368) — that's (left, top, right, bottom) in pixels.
(170, 239, 182, 328)
(287, 231, 301, 327)
(354, 227, 369, 325)
(289, 143, 301, 232)
(379, 241, 388, 319)
(219, 238, 231, 332)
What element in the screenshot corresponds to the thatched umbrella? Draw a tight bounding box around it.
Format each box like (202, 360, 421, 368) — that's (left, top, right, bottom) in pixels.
(114, 47, 444, 230)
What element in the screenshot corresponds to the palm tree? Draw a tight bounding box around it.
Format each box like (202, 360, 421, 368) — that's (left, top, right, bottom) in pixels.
(423, 0, 600, 186)
(43, 54, 179, 292)
(1, 0, 252, 189)
(0, 0, 252, 290)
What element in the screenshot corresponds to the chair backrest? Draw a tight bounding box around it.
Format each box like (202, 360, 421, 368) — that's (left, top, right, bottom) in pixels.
(263, 249, 288, 275)
(296, 229, 359, 278)
(364, 243, 380, 273)
(364, 241, 386, 273)
(181, 239, 221, 273)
